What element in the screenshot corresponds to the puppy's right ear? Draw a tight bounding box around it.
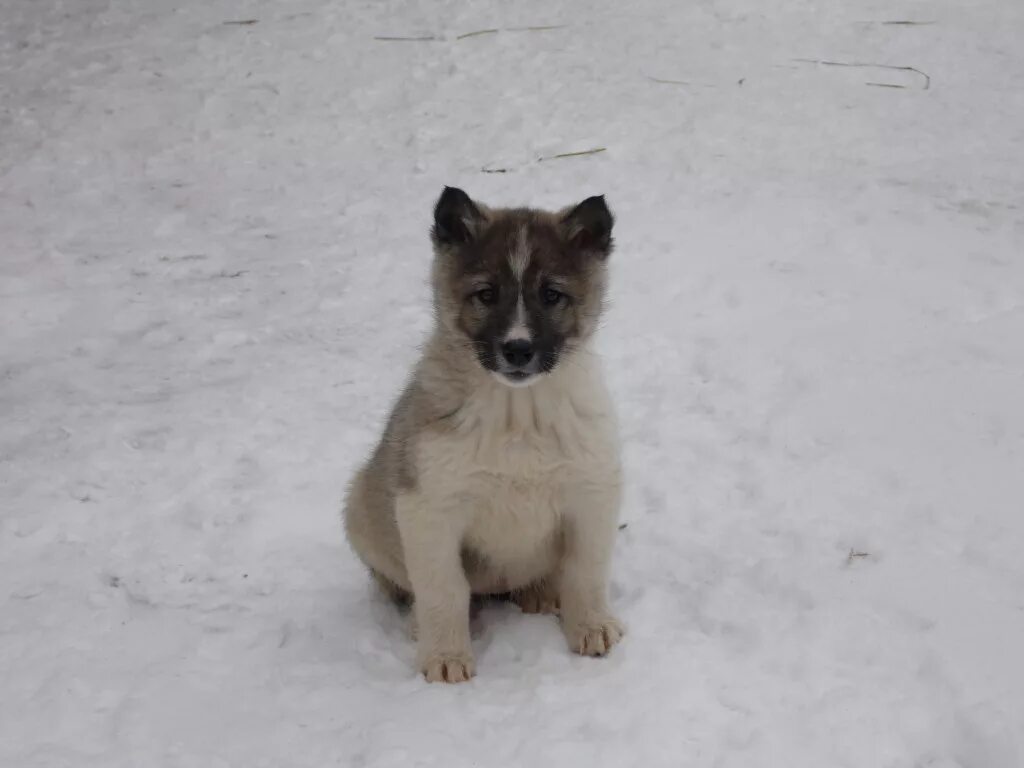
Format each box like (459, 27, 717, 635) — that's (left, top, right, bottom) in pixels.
(561, 195, 614, 258)
(432, 187, 485, 245)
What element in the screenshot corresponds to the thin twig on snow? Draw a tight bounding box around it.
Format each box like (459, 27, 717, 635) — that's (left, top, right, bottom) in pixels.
(506, 25, 565, 32)
(793, 58, 931, 89)
(538, 147, 607, 161)
(457, 29, 499, 40)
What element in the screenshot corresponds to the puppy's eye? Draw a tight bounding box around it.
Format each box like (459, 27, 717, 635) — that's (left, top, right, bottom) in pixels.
(541, 287, 564, 306)
(476, 287, 498, 305)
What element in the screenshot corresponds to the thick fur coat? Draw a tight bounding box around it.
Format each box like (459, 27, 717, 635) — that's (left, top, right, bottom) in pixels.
(344, 188, 624, 682)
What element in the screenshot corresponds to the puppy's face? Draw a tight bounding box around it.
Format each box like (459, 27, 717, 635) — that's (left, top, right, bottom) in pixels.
(431, 188, 614, 387)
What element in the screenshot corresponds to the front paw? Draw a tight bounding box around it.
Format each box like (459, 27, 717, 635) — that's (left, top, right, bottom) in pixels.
(420, 650, 476, 683)
(564, 615, 625, 657)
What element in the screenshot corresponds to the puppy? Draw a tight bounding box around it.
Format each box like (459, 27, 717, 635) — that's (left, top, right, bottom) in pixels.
(343, 187, 624, 682)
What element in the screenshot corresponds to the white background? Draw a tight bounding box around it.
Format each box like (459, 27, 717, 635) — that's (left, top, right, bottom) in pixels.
(2, 1, 1022, 766)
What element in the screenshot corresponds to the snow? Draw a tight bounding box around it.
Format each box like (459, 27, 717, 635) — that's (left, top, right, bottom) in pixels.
(2, 0, 1023, 765)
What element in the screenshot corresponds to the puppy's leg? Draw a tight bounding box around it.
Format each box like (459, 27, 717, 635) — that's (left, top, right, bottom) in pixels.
(371, 569, 412, 608)
(343, 469, 410, 592)
(511, 578, 560, 615)
(559, 488, 625, 656)
(396, 493, 475, 683)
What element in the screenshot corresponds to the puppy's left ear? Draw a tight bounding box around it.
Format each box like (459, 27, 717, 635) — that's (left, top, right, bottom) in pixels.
(433, 186, 486, 246)
(561, 195, 614, 258)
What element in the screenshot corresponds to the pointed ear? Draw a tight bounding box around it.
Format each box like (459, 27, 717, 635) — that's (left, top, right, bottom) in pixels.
(561, 195, 614, 257)
(432, 186, 486, 245)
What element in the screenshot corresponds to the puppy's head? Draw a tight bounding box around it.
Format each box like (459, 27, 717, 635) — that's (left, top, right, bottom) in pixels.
(430, 187, 614, 387)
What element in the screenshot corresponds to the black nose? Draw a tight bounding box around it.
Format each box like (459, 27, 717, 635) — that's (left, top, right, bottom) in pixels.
(501, 340, 534, 367)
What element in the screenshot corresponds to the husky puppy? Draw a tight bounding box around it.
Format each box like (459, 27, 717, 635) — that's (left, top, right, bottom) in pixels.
(343, 187, 623, 682)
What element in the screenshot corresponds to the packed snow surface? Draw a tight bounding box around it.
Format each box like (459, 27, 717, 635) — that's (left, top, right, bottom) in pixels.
(2, 0, 1023, 766)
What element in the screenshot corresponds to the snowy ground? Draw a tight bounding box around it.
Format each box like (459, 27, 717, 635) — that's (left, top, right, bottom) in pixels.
(2, 0, 1023, 765)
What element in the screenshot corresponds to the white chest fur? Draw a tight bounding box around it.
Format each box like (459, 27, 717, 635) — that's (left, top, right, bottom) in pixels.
(417, 355, 619, 490)
(413, 355, 620, 590)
